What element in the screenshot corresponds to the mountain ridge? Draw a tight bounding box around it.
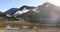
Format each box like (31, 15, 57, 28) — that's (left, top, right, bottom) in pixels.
(1, 2, 60, 24)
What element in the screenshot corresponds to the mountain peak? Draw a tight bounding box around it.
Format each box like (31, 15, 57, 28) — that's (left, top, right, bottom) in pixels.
(18, 5, 36, 10)
(43, 2, 57, 7)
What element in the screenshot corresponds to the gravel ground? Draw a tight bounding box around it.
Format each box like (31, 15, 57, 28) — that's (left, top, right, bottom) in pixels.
(0, 28, 60, 32)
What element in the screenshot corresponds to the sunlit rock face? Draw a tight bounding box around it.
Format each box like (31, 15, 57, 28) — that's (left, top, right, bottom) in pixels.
(37, 2, 60, 24)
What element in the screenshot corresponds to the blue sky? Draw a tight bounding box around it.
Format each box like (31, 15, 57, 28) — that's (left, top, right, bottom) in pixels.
(0, 0, 48, 12)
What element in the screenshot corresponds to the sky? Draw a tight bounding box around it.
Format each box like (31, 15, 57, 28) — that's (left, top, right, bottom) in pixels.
(0, 0, 60, 12)
(0, 0, 47, 12)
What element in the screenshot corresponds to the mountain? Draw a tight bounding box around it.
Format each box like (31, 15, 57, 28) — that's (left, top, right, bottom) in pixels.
(37, 2, 60, 24)
(17, 2, 60, 24)
(4, 8, 18, 15)
(4, 5, 37, 21)
(4, 2, 60, 24)
(4, 5, 36, 16)
(16, 11, 40, 22)
(13, 5, 36, 17)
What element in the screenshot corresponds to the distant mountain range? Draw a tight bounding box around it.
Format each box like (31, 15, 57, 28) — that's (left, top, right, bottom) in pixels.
(5, 5, 36, 15)
(0, 2, 60, 24)
(4, 8, 18, 15)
